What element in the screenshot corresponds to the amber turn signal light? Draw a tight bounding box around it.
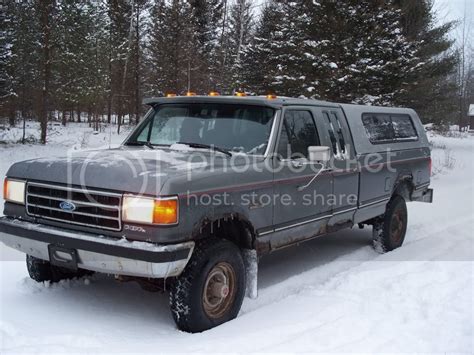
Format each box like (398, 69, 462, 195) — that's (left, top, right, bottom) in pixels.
(153, 198, 178, 225)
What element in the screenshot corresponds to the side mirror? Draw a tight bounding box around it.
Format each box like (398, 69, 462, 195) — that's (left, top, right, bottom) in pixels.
(297, 146, 332, 192)
(308, 146, 331, 165)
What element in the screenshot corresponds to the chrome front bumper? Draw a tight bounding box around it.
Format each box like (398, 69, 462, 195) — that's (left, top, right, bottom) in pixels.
(0, 217, 194, 278)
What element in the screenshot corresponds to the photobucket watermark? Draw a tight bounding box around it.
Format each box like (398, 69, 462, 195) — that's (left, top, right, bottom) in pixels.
(60, 144, 399, 206)
(184, 190, 358, 208)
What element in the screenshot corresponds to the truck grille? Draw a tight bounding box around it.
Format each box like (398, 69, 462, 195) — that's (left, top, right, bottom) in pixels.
(26, 182, 122, 231)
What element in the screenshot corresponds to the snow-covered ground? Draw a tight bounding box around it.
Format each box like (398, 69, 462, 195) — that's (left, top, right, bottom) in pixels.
(0, 124, 473, 353)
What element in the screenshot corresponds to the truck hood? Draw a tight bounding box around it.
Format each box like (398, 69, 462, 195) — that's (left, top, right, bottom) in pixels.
(6, 147, 222, 196)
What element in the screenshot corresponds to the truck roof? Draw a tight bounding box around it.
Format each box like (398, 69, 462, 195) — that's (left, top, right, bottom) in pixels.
(143, 96, 417, 116)
(143, 95, 340, 109)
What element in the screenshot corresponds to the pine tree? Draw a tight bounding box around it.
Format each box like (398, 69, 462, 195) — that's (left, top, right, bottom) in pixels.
(83, 1, 111, 128)
(296, 0, 421, 104)
(55, 0, 97, 123)
(108, 0, 133, 133)
(129, 0, 149, 125)
(1, 1, 40, 130)
(241, 2, 281, 94)
(225, 0, 254, 93)
(147, 0, 195, 95)
(188, 0, 224, 92)
(146, 0, 168, 96)
(392, 0, 457, 124)
(0, 0, 14, 125)
(270, 0, 308, 97)
(37, 0, 56, 144)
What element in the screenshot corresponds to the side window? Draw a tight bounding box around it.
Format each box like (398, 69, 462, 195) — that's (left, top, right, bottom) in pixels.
(362, 114, 394, 143)
(136, 120, 151, 142)
(330, 112, 347, 155)
(391, 115, 418, 140)
(323, 111, 339, 155)
(277, 110, 320, 159)
(362, 113, 418, 144)
(277, 122, 290, 158)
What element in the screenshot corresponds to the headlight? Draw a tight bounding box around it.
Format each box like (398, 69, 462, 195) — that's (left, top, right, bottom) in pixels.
(3, 178, 26, 205)
(122, 195, 178, 225)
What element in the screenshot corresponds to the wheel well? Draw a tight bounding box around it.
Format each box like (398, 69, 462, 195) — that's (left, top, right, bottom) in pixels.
(392, 177, 415, 201)
(196, 215, 256, 250)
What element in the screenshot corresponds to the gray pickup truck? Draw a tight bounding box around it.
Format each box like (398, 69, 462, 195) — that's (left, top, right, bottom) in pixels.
(1, 96, 433, 332)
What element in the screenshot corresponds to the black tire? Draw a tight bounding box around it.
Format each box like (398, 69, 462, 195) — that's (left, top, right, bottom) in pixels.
(26, 255, 93, 283)
(169, 238, 246, 333)
(372, 195, 408, 253)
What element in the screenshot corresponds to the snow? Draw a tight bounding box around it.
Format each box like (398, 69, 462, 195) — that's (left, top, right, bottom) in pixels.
(0, 124, 473, 353)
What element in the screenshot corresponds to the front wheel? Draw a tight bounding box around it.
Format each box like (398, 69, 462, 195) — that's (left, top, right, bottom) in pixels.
(372, 195, 408, 253)
(26, 255, 93, 283)
(169, 238, 246, 333)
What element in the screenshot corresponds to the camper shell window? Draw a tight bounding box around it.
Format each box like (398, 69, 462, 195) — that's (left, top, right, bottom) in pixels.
(362, 113, 418, 144)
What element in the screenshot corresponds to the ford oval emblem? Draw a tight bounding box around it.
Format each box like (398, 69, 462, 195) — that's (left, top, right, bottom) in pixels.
(59, 201, 76, 212)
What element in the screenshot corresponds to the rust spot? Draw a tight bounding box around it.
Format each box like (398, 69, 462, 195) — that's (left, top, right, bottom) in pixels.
(256, 240, 271, 255)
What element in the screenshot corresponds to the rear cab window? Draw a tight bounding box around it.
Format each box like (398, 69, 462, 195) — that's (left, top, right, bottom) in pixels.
(322, 109, 351, 160)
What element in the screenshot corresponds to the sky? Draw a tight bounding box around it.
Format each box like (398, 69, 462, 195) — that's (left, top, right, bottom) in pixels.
(434, 0, 472, 48)
(434, 0, 472, 25)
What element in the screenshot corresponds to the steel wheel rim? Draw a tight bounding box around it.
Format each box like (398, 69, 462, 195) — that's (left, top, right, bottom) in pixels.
(202, 262, 236, 319)
(391, 209, 404, 244)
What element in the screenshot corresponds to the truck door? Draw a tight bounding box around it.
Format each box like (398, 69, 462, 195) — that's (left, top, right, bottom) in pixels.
(268, 107, 333, 249)
(318, 108, 359, 230)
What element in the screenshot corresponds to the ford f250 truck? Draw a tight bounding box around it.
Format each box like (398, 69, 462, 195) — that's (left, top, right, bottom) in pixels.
(0, 96, 433, 332)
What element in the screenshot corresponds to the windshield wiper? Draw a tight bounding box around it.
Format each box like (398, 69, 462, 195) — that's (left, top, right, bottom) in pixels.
(144, 141, 155, 150)
(176, 142, 232, 157)
(125, 141, 172, 149)
(124, 141, 155, 149)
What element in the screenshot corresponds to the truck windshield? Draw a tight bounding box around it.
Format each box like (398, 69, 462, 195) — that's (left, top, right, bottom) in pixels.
(126, 104, 276, 155)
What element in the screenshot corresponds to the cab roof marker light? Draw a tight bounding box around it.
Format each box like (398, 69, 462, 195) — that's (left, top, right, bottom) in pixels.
(209, 91, 220, 96)
(186, 92, 197, 97)
(266, 94, 277, 100)
(235, 92, 247, 97)
(166, 93, 177, 98)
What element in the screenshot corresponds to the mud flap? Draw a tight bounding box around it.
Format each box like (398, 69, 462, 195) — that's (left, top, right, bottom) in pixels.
(412, 188, 434, 203)
(243, 249, 258, 299)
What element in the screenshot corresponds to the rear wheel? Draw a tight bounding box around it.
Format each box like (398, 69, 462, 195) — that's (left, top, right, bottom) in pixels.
(26, 255, 93, 283)
(169, 238, 246, 333)
(372, 196, 408, 253)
